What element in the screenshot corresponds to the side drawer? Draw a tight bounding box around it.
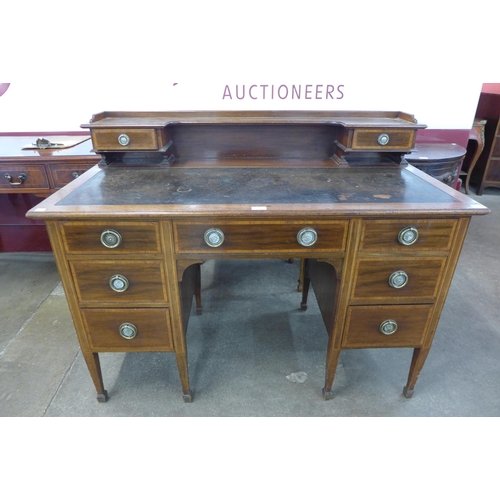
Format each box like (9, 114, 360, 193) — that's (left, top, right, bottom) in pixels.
(352, 129, 415, 150)
(0, 165, 50, 191)
(91, 128, 158, 151)
(174, 220, 348, 254)
(359, 219, 457, 253)
(70, 260, 168, 305)
(60, 221, 161, 254)
(48, 164, 95, 188)
(81, 308, 174, 351)
(350, 257, 446, 302)
(342, 305, 434, 348)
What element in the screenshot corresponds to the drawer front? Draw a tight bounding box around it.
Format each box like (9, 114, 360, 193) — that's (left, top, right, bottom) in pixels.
(91, 128, 158, 151)
(60, 221, 161, 254)
(352, 129, 414, 149)
(342, 305, 433, 348)
(351, 257, 446, 302)
(81, 308, 173, 351)
(485, 159, 500, 182)
(48, 164, 94, 188)
(359, 219, 456, 253)
(174, 220, 348, 254)
(70, 260, 168, 305)
(491, 136, 500, 157)
(0, 165, 49, 190)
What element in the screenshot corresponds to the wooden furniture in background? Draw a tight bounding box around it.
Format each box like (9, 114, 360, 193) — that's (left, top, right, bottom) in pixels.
(459, 119, 486, 194)
(0, 136, 98, 195)
(0, 136, 99, 251)
(405, 143, 467, 187)
(473, 118, 500, 195)
(466, 85, 500, 195)
(27, 111, 488, 403)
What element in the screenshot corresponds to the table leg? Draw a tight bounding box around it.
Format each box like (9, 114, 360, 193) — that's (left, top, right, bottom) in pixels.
(175, 351, 193, 402)
(297, 258, 305, 292)
(82, 351, 108, 402)
(300, 259, 310, 310)
(195, 263, 202, 315)
(323, 344, 341, 400)
(403, 347, 431, 398)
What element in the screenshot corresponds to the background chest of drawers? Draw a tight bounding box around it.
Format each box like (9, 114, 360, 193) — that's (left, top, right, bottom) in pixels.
(472, 118, 500, 195)
(27, 111, 488, 403)
(0, 136, 98, 195)
(0, 136, 99, 252)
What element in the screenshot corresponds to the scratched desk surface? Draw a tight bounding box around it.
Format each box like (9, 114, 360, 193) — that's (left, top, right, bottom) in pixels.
(57, 166, 455, 207)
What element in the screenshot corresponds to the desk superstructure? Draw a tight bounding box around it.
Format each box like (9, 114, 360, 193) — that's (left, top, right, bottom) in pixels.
(27, 111, 489, 402)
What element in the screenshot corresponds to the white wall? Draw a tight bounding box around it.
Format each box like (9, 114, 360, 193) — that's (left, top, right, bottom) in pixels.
(0, 79, 484, 132)
(1, 1, 497, 133)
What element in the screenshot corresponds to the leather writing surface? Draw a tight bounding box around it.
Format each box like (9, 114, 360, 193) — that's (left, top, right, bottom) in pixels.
(57, 167, 455, 206)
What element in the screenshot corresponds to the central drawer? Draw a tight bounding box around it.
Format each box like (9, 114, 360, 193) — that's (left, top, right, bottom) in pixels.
(174, 220, 348, 254)
(81, 308, 174, 351)
(70, 260, 168, 305)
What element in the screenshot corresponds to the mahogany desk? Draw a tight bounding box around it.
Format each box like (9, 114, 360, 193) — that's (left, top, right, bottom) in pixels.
(27, 111, 489, 403)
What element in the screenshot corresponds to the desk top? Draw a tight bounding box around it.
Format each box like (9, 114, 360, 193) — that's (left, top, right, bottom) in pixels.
(0, 136, 96, 160)
(28, 163, 489, 219)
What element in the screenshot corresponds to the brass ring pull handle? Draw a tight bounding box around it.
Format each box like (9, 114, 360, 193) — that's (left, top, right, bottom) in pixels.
(109, 274, 129, 292)
(118, 133, 130, 146)
(4, 173, 27, 185)
(379, 319, 398, 335)
(119, 323, 138, 340)
(377, 133, 390, 146)
(398, 226, 419, 246)
(388, 270, 409, 289)
(297, 227, 318, 247)
(100, 229, 123, 249)
(204, 228, 225, 247)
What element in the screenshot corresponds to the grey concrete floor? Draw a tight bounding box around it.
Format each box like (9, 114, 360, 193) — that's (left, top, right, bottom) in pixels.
(1, 190, 500, 417)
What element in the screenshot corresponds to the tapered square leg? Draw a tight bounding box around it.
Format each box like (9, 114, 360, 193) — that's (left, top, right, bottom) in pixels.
(300, 259, 310, 310)
(82, 352, 108, 403)
(175, 351, 193, 403)
(403, 347, 431, 398)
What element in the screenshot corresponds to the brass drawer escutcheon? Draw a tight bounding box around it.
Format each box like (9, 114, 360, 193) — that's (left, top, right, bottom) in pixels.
(118, 134, 130, 146)
(377, 133, 390, 146)
(119, 323, 138, 340)
(204, 228, 225, 247)
(297, 227, 318, 247)
(379, 319, 398, 335)
(109, 274, 129, 292)
(388, 270, 409, 288)
(398, 226, 419, 246)
(100, 229, 123, 249)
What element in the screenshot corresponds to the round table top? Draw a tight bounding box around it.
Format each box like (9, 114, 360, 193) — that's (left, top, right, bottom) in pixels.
(405, 143, 466, 163)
